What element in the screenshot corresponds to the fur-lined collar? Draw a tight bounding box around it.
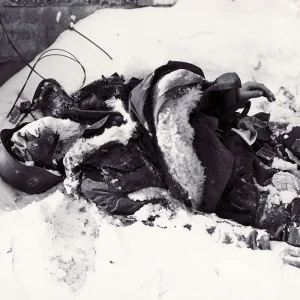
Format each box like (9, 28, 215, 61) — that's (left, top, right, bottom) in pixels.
(156, 87, 205, 208)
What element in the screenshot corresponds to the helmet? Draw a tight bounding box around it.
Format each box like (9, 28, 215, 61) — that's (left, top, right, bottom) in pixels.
(0, 124, 62, 194)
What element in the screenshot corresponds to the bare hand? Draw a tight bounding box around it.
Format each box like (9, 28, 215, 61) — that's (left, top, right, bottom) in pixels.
(237, 82, 276, 102)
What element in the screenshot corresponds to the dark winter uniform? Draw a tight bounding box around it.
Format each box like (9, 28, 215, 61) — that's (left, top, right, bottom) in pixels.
(3, 61, 300, 247)
(62, 61, 241, 217)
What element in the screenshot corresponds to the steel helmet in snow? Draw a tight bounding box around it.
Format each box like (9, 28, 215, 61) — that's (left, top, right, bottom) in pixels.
(0, 124, 62, 194)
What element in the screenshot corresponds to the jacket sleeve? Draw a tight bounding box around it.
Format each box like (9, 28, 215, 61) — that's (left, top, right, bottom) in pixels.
(77, 138, 166, 216)
(90, 193, 146, 216)
(80, 176, 164, 216)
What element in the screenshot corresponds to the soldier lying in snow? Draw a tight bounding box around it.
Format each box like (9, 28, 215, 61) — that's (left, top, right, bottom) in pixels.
(2, 61, 300, 257)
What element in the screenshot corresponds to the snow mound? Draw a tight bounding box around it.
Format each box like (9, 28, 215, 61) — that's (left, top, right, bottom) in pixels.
(1, 190, 300, 300)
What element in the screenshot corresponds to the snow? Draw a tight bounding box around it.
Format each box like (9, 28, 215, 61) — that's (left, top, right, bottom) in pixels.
(2, 190, 300, 300)
(272, 157, 298, 172)
(1, 0, 300, 298)
(153, 0, 178, 5)
(10, 117, 84, 169)
(56, 11, 62, 23)
(256, 172, 300, 207)
(11, 117, 82, 140)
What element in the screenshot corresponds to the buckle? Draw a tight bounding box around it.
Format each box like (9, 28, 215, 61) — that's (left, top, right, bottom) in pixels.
(256, 146, 276, 162)
(9, 105, 21, 124)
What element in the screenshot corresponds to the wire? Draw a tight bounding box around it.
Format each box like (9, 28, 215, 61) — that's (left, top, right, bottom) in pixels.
(1, 16, 113, 122)
(71, 27, 113, 60)
(0, 17, 45, 80)
(36, 48, 87, 87)
(7, 49, 86, 118)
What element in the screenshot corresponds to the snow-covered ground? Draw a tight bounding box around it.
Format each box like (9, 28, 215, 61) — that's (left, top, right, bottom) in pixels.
(2, 0, 300, 299)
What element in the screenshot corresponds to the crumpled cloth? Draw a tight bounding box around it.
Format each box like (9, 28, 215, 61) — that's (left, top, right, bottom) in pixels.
(232, 116, 268, 145)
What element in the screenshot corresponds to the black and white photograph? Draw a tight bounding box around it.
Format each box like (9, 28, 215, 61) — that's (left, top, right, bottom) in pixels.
(1, 0, 300, 299)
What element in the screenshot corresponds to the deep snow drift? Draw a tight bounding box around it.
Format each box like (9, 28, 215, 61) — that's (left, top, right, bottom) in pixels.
(1, 0, 300, 299)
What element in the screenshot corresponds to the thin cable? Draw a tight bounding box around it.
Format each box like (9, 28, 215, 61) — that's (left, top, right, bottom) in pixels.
(39, 49, 86, 87)
(2, 18, 111, 120)
(0, 17, 45, 80)
(71, 27, 113, 60)
(7, 49, 86, 118)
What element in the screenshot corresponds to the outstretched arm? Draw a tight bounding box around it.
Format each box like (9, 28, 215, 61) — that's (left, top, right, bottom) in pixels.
(237, 81, 276, 102)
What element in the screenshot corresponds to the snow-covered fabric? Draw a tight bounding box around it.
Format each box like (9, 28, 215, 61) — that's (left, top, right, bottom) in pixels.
(11, 117, 84, 170)
(63, 98, 137, 194)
